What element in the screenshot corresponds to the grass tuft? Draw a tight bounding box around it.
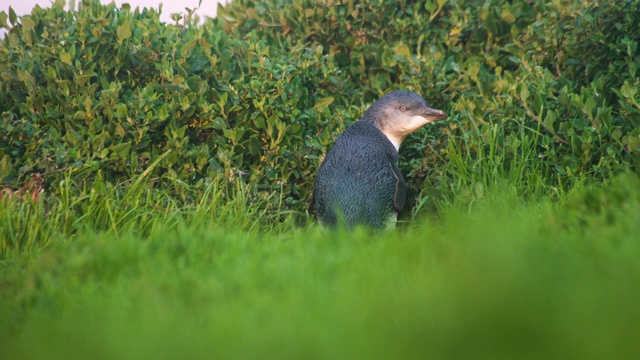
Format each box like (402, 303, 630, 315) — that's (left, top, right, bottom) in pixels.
(1, 173, 639, 359)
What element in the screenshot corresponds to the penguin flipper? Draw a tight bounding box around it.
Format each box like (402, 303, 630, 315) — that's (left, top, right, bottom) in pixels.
(387, 156, 406, 212)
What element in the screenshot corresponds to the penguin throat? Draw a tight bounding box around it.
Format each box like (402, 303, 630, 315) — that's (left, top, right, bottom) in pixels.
(380, 130, 403, 152)
(365, 115, 404, 152)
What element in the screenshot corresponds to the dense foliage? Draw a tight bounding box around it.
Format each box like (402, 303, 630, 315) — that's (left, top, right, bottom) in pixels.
(1, 0, 639, 214)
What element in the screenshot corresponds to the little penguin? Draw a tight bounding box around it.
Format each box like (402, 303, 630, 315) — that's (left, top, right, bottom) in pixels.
(311, 90, 447, 229)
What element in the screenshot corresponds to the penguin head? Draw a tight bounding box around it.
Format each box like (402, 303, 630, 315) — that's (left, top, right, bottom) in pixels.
(363, 91, 447, 151)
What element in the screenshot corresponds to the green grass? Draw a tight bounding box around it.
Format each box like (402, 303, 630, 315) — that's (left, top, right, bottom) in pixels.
(1, 173, 639, 359)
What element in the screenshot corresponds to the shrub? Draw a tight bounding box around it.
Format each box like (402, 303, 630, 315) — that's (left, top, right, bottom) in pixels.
(1, 0, 355, 210)
(1, 0, 638, 217)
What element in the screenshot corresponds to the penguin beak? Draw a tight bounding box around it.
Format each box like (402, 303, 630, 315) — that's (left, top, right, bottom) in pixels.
(422, 107, 447, 121)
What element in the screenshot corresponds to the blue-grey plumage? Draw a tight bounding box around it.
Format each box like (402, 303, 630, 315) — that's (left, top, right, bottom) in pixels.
(312, 91, 447, 229)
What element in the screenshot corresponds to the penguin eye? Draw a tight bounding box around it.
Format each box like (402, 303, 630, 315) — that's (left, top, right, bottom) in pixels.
(399, 106, 407, 111)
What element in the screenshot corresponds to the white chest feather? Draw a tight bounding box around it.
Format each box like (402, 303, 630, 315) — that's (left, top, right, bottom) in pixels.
(385, 211, 398, 229)
(381, 131, 402, 152)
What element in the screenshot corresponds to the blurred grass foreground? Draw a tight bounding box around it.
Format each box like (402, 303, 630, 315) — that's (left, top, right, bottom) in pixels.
(2, 173, 640, 359)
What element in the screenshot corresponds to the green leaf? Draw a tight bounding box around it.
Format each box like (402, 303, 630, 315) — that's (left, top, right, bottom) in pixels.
(583, 97, 596, 116)
(0, 12, 8, 29)
(84, 97, 93, 113)
(21, 17, 35, 46)
(9, 6, 17, 26)
(265, 166, 277, 179)
(620, 81, 637, 99)
(91, 170, 105, 194)
(0, 155, 15, 180)
(312, 96, 334, 110)
(626, 135, 640, 153)
(173, 75, 185, 85)
(544, 110, 557, 129)
(255, 116, 266, 130)
(76, 73, 97, 87)
(116, 22, 132, 43)
(60, 52, 72, 65)
(74, 111, 87, 120)
(218, 92, 228, 109)
(424, 1, 436, 14)
(392, 43, 411, 58)
(520, 85, 529, 102)
(249, 135, 262, 155)
(501, 8, 516, 24)
(181, 39, 197, 57)
(114, 123, 125, 138)
(112, 142, 132, 159)
(612, 128, 623, 140)
(17, 70, 35, 92)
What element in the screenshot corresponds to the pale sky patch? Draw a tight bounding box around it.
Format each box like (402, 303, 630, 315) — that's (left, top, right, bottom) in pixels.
(2, 0, 227, 36)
